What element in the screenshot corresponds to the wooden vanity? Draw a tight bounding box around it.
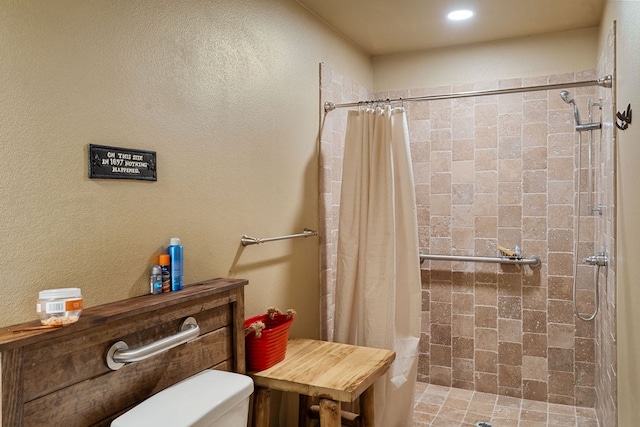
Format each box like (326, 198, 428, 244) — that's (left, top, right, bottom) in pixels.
(0, 278, 247, 426)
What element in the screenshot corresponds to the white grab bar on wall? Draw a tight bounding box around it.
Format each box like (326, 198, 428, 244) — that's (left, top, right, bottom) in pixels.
(419, 253, 541, 268)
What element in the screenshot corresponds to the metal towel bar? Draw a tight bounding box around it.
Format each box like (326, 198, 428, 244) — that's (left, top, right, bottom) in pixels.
(420, 253, 541, 268)
(241, 228, 318, 246)
(106, 317, 199, 370)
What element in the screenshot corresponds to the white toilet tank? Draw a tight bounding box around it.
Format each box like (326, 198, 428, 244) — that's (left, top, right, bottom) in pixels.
(111, 370, 254, 427)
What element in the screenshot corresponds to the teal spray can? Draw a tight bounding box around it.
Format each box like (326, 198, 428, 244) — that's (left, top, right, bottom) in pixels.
(168, 238, 183, 291)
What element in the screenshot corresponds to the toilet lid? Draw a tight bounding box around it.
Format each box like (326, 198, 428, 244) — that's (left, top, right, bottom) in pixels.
(111, 370, 253, 427)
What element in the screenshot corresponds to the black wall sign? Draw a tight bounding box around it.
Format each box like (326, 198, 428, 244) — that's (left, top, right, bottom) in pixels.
(89, 144, 157, 181)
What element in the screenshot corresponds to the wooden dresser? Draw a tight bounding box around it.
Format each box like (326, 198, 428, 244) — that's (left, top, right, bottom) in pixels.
(0, 278, 247, 426)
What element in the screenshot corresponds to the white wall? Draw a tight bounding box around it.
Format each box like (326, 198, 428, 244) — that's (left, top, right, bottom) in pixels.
(600, 1, 640, 425)
(373, 27, 598, 91)
(0, 0, 372, 338)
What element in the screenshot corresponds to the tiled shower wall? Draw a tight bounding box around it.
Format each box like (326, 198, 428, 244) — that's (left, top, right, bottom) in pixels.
(594, 24, 617, 425)
(377, 73, 598, 407)
(319, 63, 615, 411)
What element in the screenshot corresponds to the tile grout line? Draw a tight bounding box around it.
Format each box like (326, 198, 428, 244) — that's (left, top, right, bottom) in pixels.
(413, 382, 598, 426)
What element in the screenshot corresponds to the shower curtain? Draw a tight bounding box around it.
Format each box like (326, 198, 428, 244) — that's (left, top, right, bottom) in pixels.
(334, 105, 421, 426)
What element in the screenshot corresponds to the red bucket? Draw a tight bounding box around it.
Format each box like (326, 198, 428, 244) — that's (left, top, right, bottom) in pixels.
(244, 312, 294, 371)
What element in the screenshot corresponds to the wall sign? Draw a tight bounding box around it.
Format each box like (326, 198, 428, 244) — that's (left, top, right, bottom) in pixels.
(88, 144, 157, 181)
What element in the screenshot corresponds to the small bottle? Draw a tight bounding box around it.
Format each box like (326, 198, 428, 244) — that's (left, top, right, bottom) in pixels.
(168, 238, 183, 291)
(158, 254, 171, 293)
(36, 288, 83, 326)
(149, 265, 162, 295)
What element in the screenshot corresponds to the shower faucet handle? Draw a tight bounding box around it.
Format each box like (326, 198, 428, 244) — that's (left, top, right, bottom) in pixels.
(582, 252, 608, 267)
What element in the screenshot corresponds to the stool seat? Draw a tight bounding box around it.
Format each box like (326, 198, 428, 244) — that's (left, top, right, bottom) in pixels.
(249, 338, 395, 427)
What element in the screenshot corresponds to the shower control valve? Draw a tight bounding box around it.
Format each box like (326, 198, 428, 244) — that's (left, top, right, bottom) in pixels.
(582, 252, 608, 267)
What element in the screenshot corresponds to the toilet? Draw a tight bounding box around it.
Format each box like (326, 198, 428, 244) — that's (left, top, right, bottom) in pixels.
(111, 370, 254, 427)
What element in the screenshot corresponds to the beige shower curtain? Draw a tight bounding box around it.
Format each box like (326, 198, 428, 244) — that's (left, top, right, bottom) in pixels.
(334, 105, 421, 426)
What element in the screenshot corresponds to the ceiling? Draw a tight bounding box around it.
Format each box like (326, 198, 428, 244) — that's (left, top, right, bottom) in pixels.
(295, 0, 606, 56)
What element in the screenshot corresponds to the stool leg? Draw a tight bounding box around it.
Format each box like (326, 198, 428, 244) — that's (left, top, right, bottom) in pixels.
(319, 398, 340, 427)
(252, 387, 271, 427)
(298, 394, 314, 427)
(359, 384, 375, 427)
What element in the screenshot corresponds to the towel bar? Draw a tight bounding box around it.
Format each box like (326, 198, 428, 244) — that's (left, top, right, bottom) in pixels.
(241, 228, 318, 246)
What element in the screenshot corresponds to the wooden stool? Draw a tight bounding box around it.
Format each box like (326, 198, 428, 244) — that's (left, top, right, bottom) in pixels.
(249, 338, 395, 427)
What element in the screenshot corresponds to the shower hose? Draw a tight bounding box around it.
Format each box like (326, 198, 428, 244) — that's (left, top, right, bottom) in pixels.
(572, 131, 602, 322)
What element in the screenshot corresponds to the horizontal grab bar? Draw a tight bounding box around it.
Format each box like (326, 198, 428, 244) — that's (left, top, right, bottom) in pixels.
(420, 253, 541, 268)
(241, 228, 318, 246)
(106, 317, 199, 370)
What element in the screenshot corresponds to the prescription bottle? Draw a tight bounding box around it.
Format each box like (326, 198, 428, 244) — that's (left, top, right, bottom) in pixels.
(36, 288, 83, 326)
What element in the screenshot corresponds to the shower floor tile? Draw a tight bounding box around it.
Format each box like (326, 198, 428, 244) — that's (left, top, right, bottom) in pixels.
(413, 382, 599, 427)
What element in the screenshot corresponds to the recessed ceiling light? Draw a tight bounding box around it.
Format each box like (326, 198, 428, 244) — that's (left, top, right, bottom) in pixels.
(447, 9, 474, 21)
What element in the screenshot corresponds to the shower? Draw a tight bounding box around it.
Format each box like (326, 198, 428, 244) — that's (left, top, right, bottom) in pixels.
(560, 89, 602, 131)
(560, 90, 581, 125)
(561, 89, 607, 321)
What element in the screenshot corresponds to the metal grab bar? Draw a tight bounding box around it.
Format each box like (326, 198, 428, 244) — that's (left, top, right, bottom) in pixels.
(106, 317, 199, 370)
(420, 253, 541, 268)
(241, 228, 318, 246)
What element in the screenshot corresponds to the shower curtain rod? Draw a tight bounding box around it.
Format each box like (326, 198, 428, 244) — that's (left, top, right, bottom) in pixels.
(324, 74, 612, 112)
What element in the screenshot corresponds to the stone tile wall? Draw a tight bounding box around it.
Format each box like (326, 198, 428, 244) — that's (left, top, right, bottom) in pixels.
(379, 73, 599, 406)
(594, 24, 617, 425)
(319, 63, 614, 410)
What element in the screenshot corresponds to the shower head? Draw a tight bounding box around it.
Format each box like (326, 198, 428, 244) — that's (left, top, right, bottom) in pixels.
(560, 90, 574, 104)
(560, 90, 581, 125)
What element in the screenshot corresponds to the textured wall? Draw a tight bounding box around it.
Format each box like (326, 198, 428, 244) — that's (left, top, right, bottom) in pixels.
(0, 0, 371, 334)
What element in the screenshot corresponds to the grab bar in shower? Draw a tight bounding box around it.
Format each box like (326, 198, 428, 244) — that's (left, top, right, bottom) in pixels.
(419, 253, 541, 268)
(241, 228, 318, 246)
(106, 317, 200, 370)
